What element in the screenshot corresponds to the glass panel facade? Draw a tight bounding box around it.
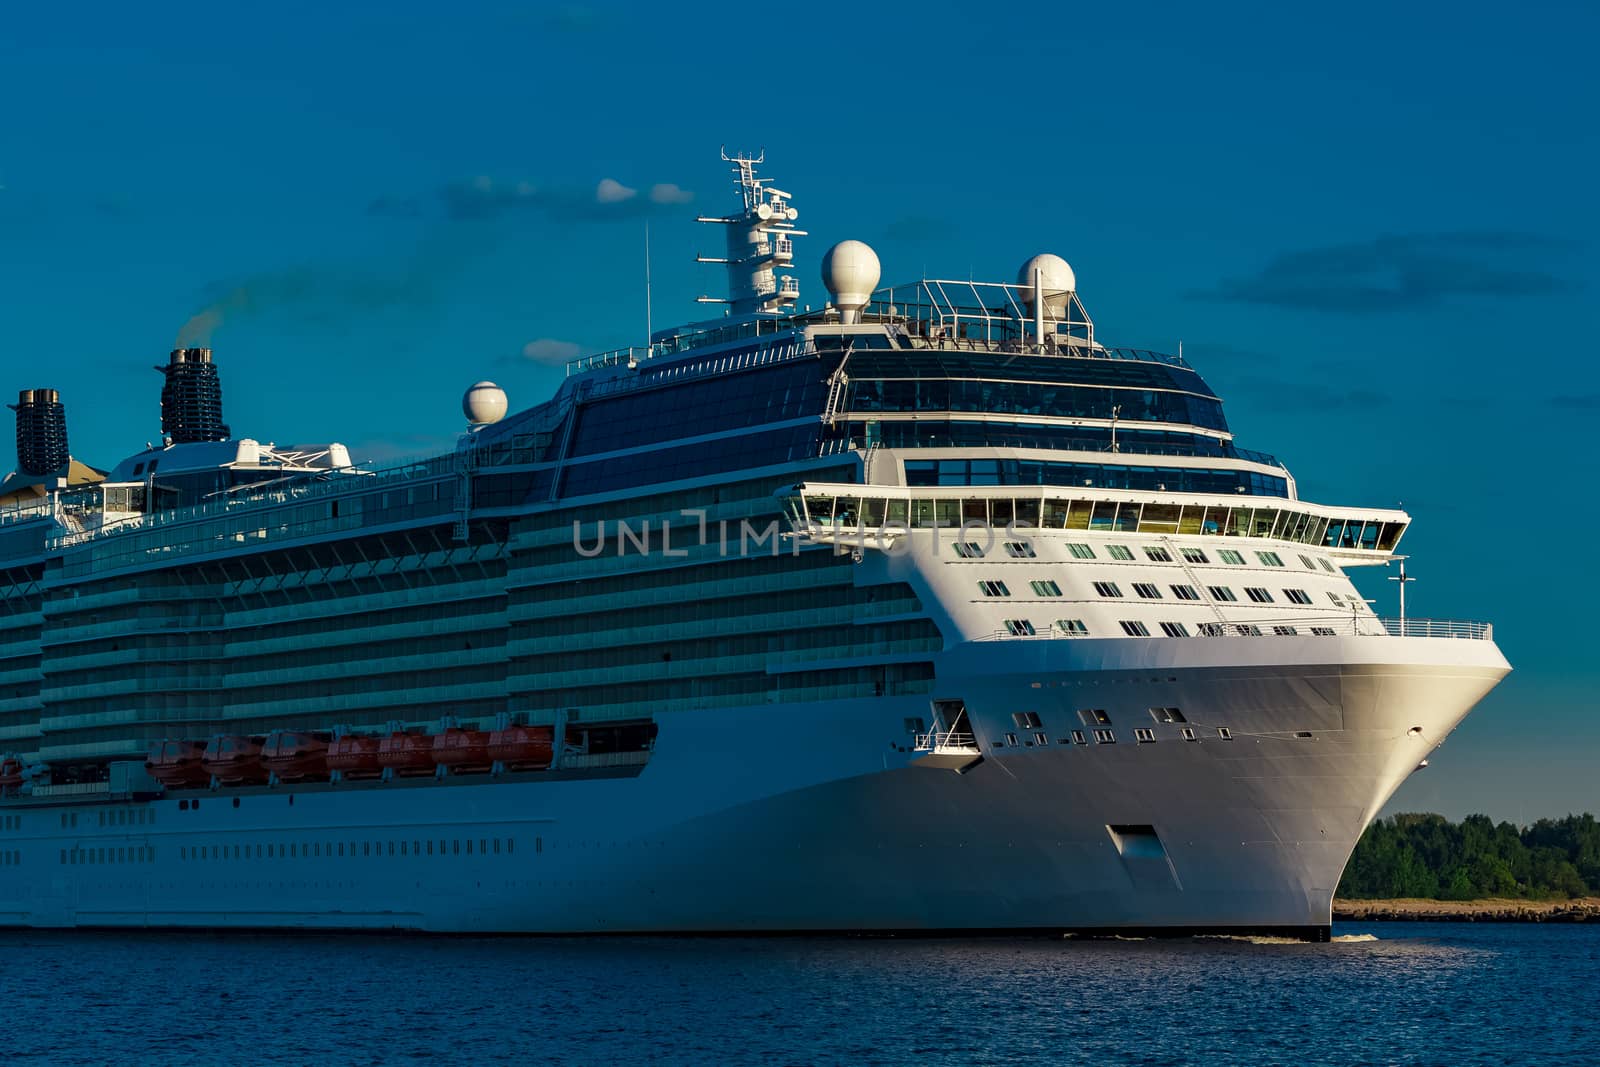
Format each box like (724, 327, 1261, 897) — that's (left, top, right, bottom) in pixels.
(569, 359, 829, 457)
(844, 380, 1226, 431)
(903, 459, 1288, 497)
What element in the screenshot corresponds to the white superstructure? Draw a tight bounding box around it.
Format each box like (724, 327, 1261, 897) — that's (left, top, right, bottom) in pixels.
(0, 153, 1507, 939)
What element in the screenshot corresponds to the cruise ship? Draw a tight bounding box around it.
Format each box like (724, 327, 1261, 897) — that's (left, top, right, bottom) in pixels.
(0, 151, 1508, 939)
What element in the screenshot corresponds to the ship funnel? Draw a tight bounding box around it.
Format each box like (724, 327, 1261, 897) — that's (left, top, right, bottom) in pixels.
(8, 388, 70, 476)
(820, 240, 881, 325)
(155, 347, 230, 444)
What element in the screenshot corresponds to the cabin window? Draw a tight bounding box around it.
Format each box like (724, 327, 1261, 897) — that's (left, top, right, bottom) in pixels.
(1149, 707, 1186, 723)
(1135, 728, 1156, 743)
(1312, 627, 1336, 636)
(1218, 728, 1234, 740)
(1119, 620, 1150, 636)
(1182, 728, 1198, 742)
(1093, 581, 1123, 598)
(1171, 584, 1200, 601)
(1159, 622, 1190, 637)
(953, 541, 984, 558)
(1207, 586, 1238, 602)
(1079, 709, 1111, 725)
(1245, 587, 1274, 603)
(1004, 541, 1037, 558)
(1071, 730, 1087, 745)
(978, 580, 1011, 597)
(1256, 551, 1285, 567)
(1107, 545, 1134, 561)
(1181, 548, 1209, 564)
(1004, 619, 1036, 636)
(1283, 588, 1313, 604)
(1143, 546, 1172, 562)
(1218, 549, 1245, 565)
(1029, 580, 1062, 596)
(1133, 583, 1162, 599)
(1056, 619, 1089, 635)
(1273, 626, 1299, 636)
(1013, 712, 1043, 729)
(1094, 729, 1116, 744)
(1067, 543, 1096, 559)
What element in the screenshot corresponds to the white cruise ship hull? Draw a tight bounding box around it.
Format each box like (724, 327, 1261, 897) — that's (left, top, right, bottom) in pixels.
(0, 635, 1507, 938)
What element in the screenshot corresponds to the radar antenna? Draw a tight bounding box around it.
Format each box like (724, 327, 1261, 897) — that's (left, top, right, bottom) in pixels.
(695, 148, 806, 316)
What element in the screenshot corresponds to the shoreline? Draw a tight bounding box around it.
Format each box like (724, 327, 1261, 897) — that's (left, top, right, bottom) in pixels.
(1334, 897, 1600, 922)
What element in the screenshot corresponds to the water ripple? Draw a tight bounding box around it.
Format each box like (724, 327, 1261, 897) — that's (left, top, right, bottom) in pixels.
(4, 924, 1597, 1065)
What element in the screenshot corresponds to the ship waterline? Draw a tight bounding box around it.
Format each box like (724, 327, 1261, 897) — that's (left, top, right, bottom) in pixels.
(0, 151, 1507, 938)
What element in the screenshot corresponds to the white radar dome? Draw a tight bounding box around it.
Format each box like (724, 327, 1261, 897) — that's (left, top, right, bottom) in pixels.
(820, 240, 881, 324)
(1017, 253, 1076, 317)
(463, 381, 508, 426)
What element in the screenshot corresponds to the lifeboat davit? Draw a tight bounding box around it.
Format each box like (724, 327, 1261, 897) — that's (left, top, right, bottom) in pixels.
(377, 733, 435, 777)
(260, 730, 331, 782)
(432, 728, 492, 773)
(146, 740, 211, 788)
(326, 735, 382, 780)
(0, 755, 23, 790)
(486, 725, 555, 771)
(201, 734, 268, 785)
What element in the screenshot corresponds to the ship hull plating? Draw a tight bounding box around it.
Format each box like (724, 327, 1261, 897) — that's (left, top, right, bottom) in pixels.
(0, 639, 1507, 937)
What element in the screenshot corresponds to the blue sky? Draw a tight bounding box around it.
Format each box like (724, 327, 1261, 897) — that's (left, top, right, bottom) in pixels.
(2, 1, 1595, 820)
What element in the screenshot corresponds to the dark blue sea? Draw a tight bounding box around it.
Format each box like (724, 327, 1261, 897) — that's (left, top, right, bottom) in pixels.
(6, 923, 1597, 1065)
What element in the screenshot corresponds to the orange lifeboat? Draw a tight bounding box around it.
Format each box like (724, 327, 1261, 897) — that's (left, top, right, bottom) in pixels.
(0, 755, 24, 790)
(432, 728, 492, 774)
(377, 732, 435, 777)
(486, 725, 555, 771)
(146, 740, 211, 788)
(201, 734, 268, 786)
(326, 735, 382, 780)
(261, 730, 331, 782)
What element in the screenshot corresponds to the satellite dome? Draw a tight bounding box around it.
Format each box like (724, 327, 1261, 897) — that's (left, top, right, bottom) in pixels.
(820, 240, 881, 324)
(463, 381, 508, 426)
(1017, 253, 1076, 317)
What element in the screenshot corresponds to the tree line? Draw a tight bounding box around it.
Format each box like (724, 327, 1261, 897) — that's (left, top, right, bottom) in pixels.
(1338, 813, 1600, 900)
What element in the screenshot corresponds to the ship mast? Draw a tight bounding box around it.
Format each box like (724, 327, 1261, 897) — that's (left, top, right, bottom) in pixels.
(695, 148, 806, 316)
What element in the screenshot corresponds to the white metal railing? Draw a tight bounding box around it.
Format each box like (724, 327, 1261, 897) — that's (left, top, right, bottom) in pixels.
(914, 729, 978, 752)
(1378, 618, 1494, 640)
(975, 616, 1493, 641)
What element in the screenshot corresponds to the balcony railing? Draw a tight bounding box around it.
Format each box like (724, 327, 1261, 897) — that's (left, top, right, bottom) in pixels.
(976, 616, 1493, 641)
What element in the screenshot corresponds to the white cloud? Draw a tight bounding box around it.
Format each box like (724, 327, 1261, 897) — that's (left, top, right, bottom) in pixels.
(649, 183, 694, 205)
(521, 338, 582, 364)
(595, 178, 637, 204)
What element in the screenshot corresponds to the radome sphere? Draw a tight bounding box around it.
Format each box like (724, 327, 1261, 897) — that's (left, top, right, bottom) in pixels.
(463, 381, 508, 425)
(820, 240, 881, 322)
(1017, 253, 1076, 317)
